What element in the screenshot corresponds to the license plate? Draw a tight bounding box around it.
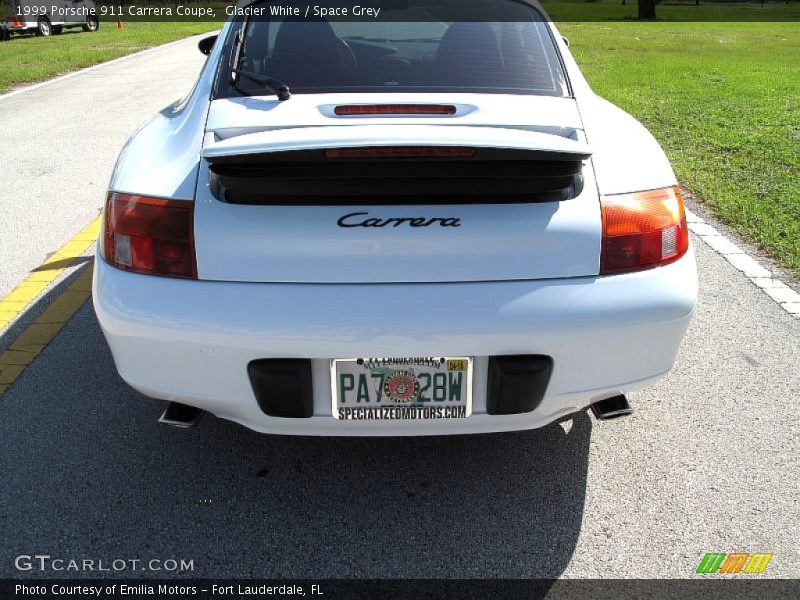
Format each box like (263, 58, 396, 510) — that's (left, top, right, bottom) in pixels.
(331, 357, 473, 420)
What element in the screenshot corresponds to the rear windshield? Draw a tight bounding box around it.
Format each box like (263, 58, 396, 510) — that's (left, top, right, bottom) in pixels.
(220, 0, 569, 98)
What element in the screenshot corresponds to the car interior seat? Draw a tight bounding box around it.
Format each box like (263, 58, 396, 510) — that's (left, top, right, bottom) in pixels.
(435, 22, 504, 83)
(500, 22, 555, 92)
(268, 17, 348, 86)
(240, 24, 272, 74)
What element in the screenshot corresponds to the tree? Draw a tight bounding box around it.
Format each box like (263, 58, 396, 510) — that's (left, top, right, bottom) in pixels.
(638, 0, 656, 19)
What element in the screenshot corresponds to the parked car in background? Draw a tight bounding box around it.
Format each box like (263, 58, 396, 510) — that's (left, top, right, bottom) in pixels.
(94, 0, 698, 436)
(2, 0, 99, 37)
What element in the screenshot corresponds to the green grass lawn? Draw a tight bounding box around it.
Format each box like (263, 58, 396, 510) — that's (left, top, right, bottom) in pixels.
(0, 21, 217, 93)
(558, 14, 800, 274)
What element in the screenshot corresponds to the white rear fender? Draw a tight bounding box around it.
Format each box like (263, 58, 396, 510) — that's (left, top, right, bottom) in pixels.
(548, 17, 677, 195)
(579, 95, 678, 196)
(108, 25, 230, 199)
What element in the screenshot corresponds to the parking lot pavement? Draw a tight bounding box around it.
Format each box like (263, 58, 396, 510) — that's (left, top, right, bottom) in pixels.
(1, 36, 798, 579)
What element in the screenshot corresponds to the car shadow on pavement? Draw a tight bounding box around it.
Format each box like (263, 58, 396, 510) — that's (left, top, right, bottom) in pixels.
(0, 301, 591, 580)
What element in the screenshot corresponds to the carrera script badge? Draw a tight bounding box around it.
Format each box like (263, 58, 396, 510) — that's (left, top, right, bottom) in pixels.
(337, 212, 461, 228)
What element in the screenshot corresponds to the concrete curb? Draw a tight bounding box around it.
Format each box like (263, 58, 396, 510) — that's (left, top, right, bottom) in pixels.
(685, 208, 800, 319)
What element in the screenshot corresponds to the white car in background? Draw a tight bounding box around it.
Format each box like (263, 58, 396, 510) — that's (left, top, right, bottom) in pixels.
(2, 0, 99, 37)
(93, 0, 697, 436)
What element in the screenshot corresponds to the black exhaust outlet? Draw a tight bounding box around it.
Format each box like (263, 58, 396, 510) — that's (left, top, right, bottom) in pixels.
(158, 402, 204, 428)
(590, 395, 632, 420)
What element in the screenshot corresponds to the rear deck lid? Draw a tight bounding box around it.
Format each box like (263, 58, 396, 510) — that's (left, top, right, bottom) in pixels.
(194, 121, 602, 283)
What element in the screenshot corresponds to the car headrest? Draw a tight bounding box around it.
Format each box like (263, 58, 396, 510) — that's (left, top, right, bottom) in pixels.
(436, 22, 504, 75)
(270, 17, 344, 77)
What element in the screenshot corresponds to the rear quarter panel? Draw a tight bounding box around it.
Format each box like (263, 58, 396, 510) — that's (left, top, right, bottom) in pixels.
(546, 19, 677, 196)
(107, 24, 230, 199)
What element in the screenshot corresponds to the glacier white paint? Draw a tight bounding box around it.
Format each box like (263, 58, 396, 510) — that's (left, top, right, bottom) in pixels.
(94, 1, 700, 434)
(93, 251, 697, 436)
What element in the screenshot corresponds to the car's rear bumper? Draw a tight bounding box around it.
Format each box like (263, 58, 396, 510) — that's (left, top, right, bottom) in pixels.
(93, 248, 697, 436)
(3, 20, 29, 30)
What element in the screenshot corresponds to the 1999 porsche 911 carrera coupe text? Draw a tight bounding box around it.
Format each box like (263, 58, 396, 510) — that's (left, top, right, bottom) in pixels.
(93, 0, 698, 435)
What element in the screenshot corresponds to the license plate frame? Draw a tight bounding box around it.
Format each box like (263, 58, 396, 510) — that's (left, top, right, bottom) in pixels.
(331, 357, 473, 421)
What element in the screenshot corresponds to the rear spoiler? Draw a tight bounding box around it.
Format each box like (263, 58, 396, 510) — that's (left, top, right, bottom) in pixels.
(202, 125, 592, 205)
(202, 125, 592, 162)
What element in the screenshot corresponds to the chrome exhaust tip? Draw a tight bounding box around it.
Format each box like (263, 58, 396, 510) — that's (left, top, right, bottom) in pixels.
(590, 394, 632, 421)
(158, 402, 204, 428)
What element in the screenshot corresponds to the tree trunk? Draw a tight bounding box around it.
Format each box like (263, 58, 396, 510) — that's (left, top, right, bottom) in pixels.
(638, 0, 657, 19)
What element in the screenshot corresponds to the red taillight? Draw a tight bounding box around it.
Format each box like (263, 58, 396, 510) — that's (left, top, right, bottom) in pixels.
(11, 20, 24, 28)
(334, 104, 457, 116)
(600, 186, 689, 274)
(102, 192, 196, 279)
(325, 146, 475, 159)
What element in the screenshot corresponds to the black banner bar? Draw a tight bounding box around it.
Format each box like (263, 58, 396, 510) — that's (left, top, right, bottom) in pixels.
(6, 0, 800, 24)
(4, 579, 800, 600)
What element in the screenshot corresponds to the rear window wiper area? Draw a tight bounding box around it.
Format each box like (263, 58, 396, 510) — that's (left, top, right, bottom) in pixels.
(229, 28, 290, 101)
(231, 68, 291, 101)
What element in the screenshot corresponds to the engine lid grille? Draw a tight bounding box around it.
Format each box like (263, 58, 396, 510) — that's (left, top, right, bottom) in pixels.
(208, 146, 586, 205)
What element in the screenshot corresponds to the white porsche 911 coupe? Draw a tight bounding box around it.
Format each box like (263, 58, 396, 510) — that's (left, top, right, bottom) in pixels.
(93, 0, 697, 435)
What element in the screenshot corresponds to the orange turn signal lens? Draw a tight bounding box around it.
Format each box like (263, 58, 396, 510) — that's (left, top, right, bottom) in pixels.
(600, 186, 689, 274)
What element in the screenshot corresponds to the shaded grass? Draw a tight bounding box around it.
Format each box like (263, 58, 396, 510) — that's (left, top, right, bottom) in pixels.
(562, 19, 800, 274)
(0, 21, 217, 93)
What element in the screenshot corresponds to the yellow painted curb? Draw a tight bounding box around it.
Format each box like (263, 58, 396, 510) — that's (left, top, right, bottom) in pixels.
(0, 266, 94, 396)
(0, 217, 101, 397)
(0, 217, 100, 331)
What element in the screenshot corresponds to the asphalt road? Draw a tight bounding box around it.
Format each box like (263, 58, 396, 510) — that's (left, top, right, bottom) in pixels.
(1, 36, 798, 581)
